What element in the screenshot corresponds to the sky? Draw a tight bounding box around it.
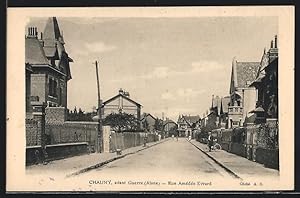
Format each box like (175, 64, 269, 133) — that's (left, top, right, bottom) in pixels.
(26, 17, 278, 121)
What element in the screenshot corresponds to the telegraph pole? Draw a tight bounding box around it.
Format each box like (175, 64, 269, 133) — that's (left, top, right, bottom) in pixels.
(94, 60, 103, 153)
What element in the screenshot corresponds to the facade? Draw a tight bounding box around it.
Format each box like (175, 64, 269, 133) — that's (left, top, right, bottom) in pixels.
(102, 89, 142, 121)
(250, 35, 278, 123)
(228, 57, 260, 128)
(25, 17, 73, 109)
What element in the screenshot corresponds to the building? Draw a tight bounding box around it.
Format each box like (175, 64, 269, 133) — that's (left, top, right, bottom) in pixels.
(228, 57, 260, 128)
(25, 17, 73, 110)
(163, 119, 178, 137)
(102, 88, 142, 121)
(177, 115, 201, 137)
(250, 35, 278, 124)
(140, 113, 157, 133)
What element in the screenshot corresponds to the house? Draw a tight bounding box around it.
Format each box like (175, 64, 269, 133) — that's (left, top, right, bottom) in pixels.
(140, 113, 157, 133)
(228, 57, 260, 128)
(102, 88, 142, 122)
(177, 115, 201, 137)
(163, 118, 178, 137)
(25, 17, 73, 110)
(250, 35, 278, 124)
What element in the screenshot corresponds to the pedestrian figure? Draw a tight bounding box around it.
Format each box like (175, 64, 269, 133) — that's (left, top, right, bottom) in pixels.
(208, 132, 213, 152)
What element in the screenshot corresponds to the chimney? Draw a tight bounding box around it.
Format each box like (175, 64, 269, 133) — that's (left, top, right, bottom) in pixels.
(271, 40, 274, 48)
(119, 88, 124, 95)
(274, 35, 278, 48)
(27, 27, 38, 38)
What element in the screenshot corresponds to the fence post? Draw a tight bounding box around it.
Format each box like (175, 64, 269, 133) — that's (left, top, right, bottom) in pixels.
(31, 101, 47, 163)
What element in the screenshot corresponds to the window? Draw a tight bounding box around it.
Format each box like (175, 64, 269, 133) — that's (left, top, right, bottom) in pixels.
(49, 78, 57, 97)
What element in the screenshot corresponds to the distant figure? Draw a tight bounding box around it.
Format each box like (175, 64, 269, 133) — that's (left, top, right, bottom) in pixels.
(176, 131, 179, 141)
(208, 132, 213, 152)
(172, 134, 174, 140)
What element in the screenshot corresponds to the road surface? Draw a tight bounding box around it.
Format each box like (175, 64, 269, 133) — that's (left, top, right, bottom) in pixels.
(75, 138, 236, 181)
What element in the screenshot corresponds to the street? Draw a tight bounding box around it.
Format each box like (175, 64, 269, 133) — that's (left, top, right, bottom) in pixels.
(76, 138, 235, 180)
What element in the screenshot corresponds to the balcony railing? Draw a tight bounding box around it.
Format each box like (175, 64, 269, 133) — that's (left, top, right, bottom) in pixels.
(228, 105, 243, 115)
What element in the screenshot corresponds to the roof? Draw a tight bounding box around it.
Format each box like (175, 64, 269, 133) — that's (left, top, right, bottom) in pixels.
(182, 115, 201, 126)
(235, 62, 260, 88)
(102, 93, 142, 107)
(163, 119, 177, 126)
(244, 114, 256, 124)
(141, 113, 156, 121)
(25, 37, 49, 65)
(43, 17, 62, 41)
(250, 106, 265, 113)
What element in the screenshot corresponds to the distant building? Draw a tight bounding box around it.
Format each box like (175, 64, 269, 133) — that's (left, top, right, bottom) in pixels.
(140, 113, 157, 133)
(163, 119, 178, 136)
(177, 115, 201, 137)
(25, 17, 73, 110)
(250, 35, 278, 124)
(102, 88, 142, 122)
(228, 57, 260, 128)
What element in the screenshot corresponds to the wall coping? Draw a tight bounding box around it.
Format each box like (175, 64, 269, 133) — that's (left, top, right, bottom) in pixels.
(26, 145, 42, 149)
(45, 142, 89, 148)
(64, 121, 98, 125)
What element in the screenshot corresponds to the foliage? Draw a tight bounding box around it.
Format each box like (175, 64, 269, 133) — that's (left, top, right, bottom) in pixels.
(257, 123, 278, 149)
(103, 112, 139, 132)
(67, 107, 95, 121)
(142, 119, 150, 132)
(154, 118, 163, 131)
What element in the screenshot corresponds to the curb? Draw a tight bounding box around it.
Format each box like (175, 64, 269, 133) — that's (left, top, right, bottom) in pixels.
(188, 140, 242, 180)
(66, 138, 170, 178)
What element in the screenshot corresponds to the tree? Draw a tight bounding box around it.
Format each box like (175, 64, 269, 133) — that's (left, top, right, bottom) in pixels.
(154, 118, 163, 131)
(142, 119, 150, 132)
(103, 112, 139, 132)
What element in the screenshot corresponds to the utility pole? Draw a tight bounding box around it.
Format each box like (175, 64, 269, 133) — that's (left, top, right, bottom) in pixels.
(94, 60, 103, 153)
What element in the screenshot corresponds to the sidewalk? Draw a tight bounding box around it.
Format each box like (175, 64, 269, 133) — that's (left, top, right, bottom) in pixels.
(189, 139, 279, 180)
(26, 138, 169, 178)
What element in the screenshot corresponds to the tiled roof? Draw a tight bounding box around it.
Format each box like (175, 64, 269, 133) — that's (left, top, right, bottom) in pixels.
(25, 37, 49, 65)
(236, 62, 260, 88)
(183, 115, 201, 125)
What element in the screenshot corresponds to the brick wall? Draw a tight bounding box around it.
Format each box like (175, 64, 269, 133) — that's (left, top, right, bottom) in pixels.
(45, 107, 66, 125)
(31, 74, 46, 103)
(46, 121, 98, 152)
(26, 118, 42, 146)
